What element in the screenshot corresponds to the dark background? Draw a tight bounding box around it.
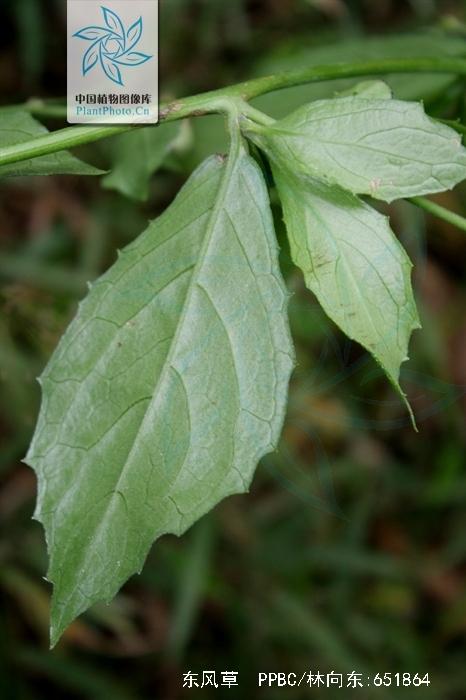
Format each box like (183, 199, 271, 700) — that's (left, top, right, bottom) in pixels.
(1, 1, 466, 698)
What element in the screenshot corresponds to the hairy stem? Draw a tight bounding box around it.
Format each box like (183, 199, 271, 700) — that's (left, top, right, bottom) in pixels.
(2, 56, 466, 167)
(409, 196, 466, 235)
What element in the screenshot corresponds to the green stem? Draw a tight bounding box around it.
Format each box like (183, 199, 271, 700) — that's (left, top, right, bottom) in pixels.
(409, 196, 466, 235)
(1, 124, 133, 166)
(2, 56, 466, 167)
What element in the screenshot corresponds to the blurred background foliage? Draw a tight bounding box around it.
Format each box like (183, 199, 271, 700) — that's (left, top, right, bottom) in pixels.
(1, 0, 466, 698)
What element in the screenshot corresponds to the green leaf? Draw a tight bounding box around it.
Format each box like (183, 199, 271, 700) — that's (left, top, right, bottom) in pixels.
(245, 97, 466, 202)
(0, 108, 102, 177)
(272, 167, 420, 419)
(26, 141, 294, 647)
(102, 122, 182, 201)
(335, 80, 392, 100)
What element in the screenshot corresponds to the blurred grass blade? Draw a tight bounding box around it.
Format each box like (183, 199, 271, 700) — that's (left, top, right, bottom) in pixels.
(167, 516, 215, 659)
(16, 648, 136, 700)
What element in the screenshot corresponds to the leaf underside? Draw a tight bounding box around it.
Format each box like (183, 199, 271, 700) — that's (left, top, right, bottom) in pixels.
(0, 108, 102, 177)
(23, 66, 466, 647)
(273, 168, 420, 417)
(26, 148, 294, 646)
(251, 97, 466, 202)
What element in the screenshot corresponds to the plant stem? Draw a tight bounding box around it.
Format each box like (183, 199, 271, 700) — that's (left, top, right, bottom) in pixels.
(409, 196, 466, 235)
(2, 56, 466, 167)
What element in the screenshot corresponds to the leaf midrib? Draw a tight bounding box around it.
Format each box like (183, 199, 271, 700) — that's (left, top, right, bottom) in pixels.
(54, 145, 241, 600)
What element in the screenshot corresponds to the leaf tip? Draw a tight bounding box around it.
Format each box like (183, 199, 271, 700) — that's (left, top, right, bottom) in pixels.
(49, 593, 79, 649)
(49, 618, 63, 650)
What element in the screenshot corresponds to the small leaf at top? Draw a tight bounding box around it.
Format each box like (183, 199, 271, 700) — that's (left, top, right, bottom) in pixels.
(26, 142, 294, 646)
(273, 166, 420, 422)
(0, 108, 103, 177)
(244, 97, 466, 202)
(335, 80, 393, 100)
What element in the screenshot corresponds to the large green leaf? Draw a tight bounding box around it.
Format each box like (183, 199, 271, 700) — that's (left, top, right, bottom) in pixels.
(102, 122, 182, 201)
(245, 97, 466, 202)
(273, 167, 420, 418)
(0, 108, 102, 177)
(26, 140, 294, 646)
